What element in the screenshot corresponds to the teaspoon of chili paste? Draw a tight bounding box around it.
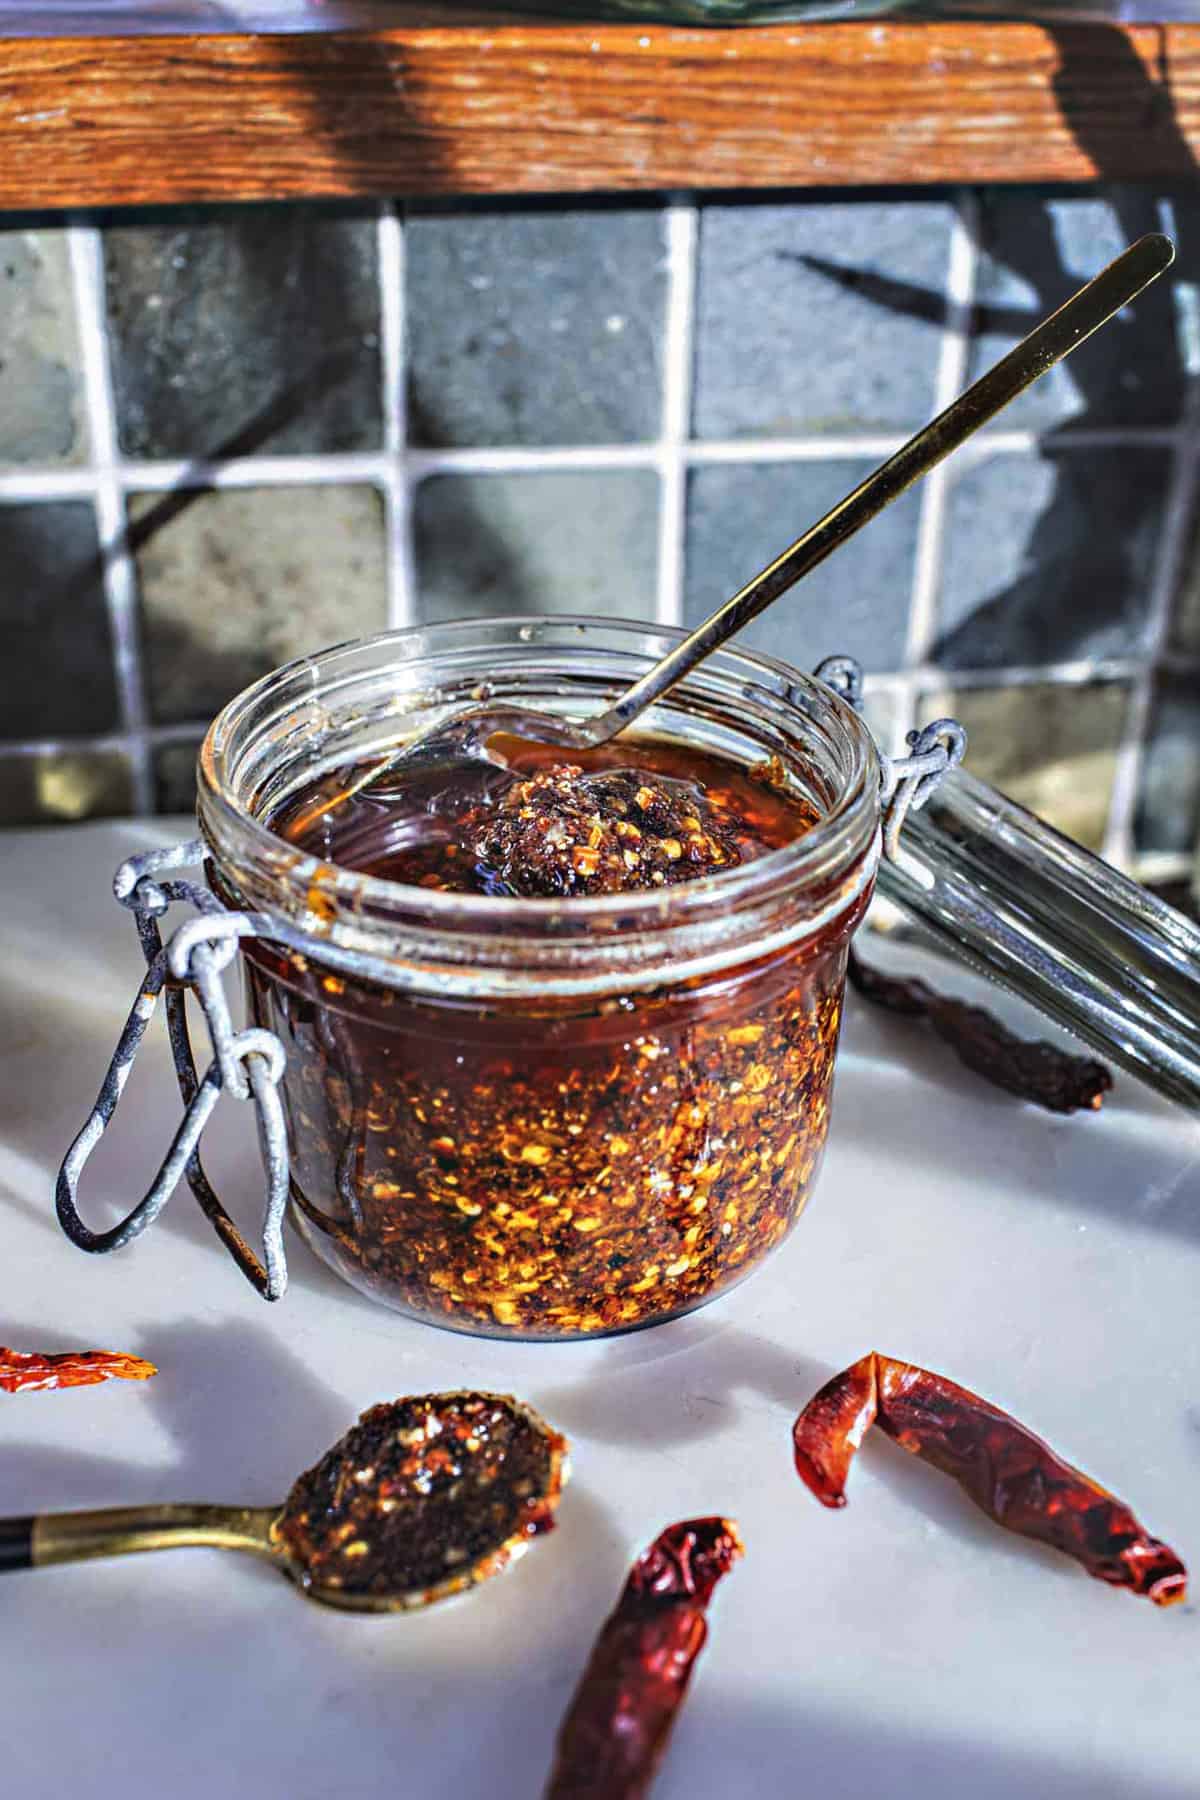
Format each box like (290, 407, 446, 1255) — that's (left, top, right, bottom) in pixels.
(0, 1390, 569, 1614)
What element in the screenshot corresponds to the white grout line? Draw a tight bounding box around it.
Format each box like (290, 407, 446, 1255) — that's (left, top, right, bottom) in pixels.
(1, 733, 137, 761)
(942, 426, 1179, 454)
(83, 452, 397, 493)
(686, 426, 1181, 461)
(2, 720, 240, 763)
(1101, 434, 1200, 868)
(379, 202, 405, 464)
(409, 444, 663, 476)
(914, 654, 1158, 694)
(1104, 691, 1166, 875)
(685, 435, 909, 467)
(377, 200, 418, 630)
(386, 463, 419, 631)
(67, 223, 155, 815)
(0, 468, 100, 501)
(0, 429, 1186, 506)
(148, 721, 217, 746)
(654, 202, 698, 629)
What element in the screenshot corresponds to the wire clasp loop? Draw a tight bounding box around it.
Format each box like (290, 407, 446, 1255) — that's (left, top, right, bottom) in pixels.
(56, 839, 291, 1300)
(812, 656, 967, 862)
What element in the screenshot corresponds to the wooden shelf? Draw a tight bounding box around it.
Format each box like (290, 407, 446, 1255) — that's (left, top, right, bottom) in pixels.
(2, 19, 1198, 208)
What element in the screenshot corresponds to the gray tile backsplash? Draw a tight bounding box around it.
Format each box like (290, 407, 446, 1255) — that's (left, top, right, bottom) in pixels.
(684, 460, 919, 673)
(0, 747, 133, 827)
(968, 189, 1187, 430)
(934, 446, 1170, 669)
(415, 469, 660, 624)
(406, 206, 667, 447)
(104, 207, 383, 459)
(0, 187, 1196, 888)
(152, 738, 205, 816)
(693, 199, 954, 439)
(0, 230, 86, 466)
(921, 679, 1131, 854)
(0, 501, 117, 737)
(1170, 492, 1200, 656)
(1135, 674, 1200, 857)
(132, 483, 388, 724)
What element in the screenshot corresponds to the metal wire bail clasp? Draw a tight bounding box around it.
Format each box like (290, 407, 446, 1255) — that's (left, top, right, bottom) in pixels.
(812, 655, 967, 860)
(55, 840, 292, 1300)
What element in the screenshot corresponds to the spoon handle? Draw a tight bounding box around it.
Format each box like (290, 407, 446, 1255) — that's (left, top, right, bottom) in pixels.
(0, 1502, 279, 1573)
(584, 231, 1175, 745)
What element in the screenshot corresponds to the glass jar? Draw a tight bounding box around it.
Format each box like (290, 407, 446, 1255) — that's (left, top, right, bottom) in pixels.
(196, 618, 880, 1339)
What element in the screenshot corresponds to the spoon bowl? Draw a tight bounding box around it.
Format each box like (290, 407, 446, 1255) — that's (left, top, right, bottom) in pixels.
(282, 703, 595, 843)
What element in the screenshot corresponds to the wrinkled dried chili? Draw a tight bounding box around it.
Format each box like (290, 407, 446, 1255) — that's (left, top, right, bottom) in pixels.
(847, 948, 1113, 1114)
(793, 1352, 1186, 1606)
(544, 1516, 743, 1799)
(0, 1345, 156, 1394)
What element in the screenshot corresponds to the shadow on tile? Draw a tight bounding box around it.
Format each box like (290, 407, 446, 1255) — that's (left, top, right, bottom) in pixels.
(787, 83, 1196, 673)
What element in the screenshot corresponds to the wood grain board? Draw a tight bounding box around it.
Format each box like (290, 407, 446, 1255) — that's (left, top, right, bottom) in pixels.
(0, 20, 1197, 207)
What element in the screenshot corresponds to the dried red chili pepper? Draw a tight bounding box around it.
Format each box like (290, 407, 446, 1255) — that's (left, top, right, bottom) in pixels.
(847, 948, 1113, 1114)
(543, 1516, 743, 1799)
(793, 1352, 1186, 1607)
(0, 1345, 157, 1395)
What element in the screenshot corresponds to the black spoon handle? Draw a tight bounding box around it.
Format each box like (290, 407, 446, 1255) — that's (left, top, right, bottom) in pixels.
(0, 1517, 34, 1571)
(0, 1502, 278, 1572)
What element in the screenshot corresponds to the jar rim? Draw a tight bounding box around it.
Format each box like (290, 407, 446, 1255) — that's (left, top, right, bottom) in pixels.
(197, 617, 881, 995)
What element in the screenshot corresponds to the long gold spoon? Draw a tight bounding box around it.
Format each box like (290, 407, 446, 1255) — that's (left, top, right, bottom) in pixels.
(287, 231, 1175, 842)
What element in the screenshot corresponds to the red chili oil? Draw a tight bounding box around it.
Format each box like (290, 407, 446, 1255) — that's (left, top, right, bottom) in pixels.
(242, 737, 863, 1338)
(277, 736, 805, 894)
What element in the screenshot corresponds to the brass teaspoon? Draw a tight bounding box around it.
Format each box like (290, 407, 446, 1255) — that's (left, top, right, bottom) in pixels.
(0, 1391, 569, 1613)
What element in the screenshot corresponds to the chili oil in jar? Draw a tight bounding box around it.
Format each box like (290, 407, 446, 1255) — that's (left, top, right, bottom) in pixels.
(198, 620, 880, 1339)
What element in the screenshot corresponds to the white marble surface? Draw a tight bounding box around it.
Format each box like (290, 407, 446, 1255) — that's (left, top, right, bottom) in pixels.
(1, 818, 1197, 1800)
